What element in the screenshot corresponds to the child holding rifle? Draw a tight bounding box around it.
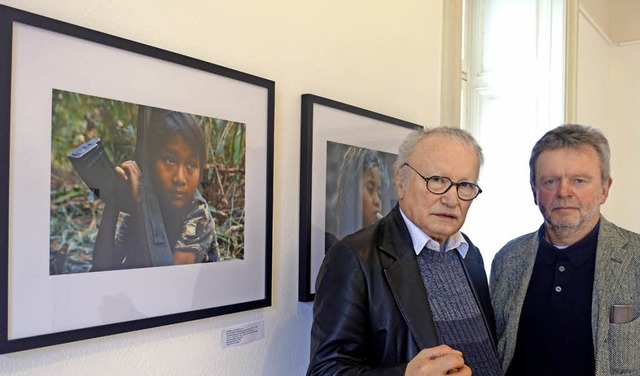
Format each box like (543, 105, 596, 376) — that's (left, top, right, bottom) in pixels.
(114, 108, 217, 267)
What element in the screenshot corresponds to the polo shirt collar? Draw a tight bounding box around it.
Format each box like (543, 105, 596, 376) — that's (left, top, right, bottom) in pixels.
(537, 220, 600, 268)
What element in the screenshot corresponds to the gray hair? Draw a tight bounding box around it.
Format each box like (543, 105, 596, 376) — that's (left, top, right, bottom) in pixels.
(529, 124, 611, 188)
(393, 127, 484, 188)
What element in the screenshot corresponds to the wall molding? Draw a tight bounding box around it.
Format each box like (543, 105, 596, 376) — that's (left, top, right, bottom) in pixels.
(579, 5, 613, 45)
(564, 0, 578, 123)
(618, 39, 640, 47)
(440, 0, 462, 127)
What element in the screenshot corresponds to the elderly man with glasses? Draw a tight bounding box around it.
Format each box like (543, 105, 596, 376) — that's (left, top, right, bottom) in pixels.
(308, 127, 501, 376)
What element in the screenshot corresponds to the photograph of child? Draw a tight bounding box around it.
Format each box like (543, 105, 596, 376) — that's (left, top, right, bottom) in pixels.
(49, 89, 246, 274)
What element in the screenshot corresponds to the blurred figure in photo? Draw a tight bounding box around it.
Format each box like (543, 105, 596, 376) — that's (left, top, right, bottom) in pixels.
(325, 144, 393, 252)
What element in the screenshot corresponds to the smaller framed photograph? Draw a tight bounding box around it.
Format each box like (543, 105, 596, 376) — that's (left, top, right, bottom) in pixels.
(298, 94, 422, 302)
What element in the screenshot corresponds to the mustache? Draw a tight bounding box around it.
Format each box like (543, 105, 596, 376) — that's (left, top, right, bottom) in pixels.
(552, 206, 575, 211)
(550, 200, 575, 209)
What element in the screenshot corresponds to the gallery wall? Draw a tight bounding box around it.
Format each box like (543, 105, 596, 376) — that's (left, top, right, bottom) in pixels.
(607, 41, 640, 233)
(0, 0, 444, 374)
(576, 5, 640, 234)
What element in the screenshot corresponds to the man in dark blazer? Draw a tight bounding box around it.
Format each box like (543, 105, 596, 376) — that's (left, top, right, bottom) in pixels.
(308, 127, 500, 375)
(491, 124, 640, 375)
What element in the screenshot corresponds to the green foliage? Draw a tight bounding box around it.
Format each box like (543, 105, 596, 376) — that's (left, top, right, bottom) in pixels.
(51, 89, 137, 176)
(198, 116, 246, 261)
(50, 90, 246, 272)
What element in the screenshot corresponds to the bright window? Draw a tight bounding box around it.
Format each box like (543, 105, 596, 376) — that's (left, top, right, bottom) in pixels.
(460, 0, 566, 272)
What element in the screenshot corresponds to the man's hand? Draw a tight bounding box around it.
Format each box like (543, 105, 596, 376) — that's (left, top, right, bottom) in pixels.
(405, 345, 471, 376)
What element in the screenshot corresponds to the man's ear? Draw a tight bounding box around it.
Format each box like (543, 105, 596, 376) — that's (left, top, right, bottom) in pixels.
(600, 177, 613, 204)
(531, 185, 538, 206)
(394, 169, 404, 200)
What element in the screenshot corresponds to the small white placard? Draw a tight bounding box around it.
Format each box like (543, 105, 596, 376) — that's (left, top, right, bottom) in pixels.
(221, 320, 265, 348)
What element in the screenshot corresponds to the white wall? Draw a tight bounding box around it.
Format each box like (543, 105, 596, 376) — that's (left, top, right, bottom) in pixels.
(576, 11, 611, 129)
(576, 8, 640, 234)
(580, 0, 640, 43)
(611, 0, 640, 42)
(0, 0, 444, 375)
(605, 41, 640, 233)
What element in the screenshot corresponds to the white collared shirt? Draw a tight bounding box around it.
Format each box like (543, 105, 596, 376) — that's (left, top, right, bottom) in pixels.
(399, 208, 469, 258)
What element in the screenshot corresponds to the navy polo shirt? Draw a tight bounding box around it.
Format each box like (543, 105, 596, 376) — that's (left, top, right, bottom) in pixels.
(506, 221, 598, 375)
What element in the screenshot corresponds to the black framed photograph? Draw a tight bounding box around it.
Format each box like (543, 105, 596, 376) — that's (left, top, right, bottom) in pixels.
(298, 94, 421, 302)
(0, 5, 274, 353)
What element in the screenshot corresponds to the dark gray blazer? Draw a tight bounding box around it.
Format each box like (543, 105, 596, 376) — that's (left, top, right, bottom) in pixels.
(308, 205, 496, 375)
(490, 217, 640, 375)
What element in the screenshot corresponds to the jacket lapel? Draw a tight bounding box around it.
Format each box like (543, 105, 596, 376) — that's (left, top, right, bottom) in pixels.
(503, 232, 540, 350)
(591, 218, 633, 365)
(379, 206, 439, 349)
(384, 249, 439, 349)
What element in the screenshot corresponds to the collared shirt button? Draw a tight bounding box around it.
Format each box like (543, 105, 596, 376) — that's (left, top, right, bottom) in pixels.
(555, 286, 562, 293)
(558, 265, 566, 272)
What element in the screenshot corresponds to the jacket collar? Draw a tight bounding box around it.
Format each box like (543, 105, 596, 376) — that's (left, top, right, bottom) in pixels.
(378, 205, 415, 261)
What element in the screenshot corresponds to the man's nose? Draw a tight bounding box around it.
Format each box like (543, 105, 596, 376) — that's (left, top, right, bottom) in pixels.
(439, 185, 458, 205)
(556, 180, 572, 197)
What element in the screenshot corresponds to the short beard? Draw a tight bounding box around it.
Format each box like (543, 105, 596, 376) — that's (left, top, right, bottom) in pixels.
(543, 205, 599, 242)
(545, 220, 582, 240)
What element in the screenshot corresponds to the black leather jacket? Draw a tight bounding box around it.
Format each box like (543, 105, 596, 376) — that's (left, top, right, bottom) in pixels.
(308, 205, 496, 375)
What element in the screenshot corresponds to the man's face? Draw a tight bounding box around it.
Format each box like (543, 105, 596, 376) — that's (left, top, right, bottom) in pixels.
(533, 146, 611, 245)
(395, 134, 480, 244)
(153, 133, 201, 209)
(360, 165, 382, 227)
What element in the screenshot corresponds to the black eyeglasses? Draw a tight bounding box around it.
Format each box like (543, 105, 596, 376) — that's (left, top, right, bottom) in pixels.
(403, 163, 482, 201)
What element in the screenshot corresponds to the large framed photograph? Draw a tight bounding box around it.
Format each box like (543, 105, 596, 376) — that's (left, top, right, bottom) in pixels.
(0, 5, 274, 353)
(298, 94, 421, 301)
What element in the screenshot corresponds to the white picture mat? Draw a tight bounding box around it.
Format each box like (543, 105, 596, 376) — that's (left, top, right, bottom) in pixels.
(309, 103, 415, 294)
(8, 23, 268, 339)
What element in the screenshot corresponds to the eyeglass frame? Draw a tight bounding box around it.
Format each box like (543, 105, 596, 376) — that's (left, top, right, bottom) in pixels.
(402, 163, 482, 201)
